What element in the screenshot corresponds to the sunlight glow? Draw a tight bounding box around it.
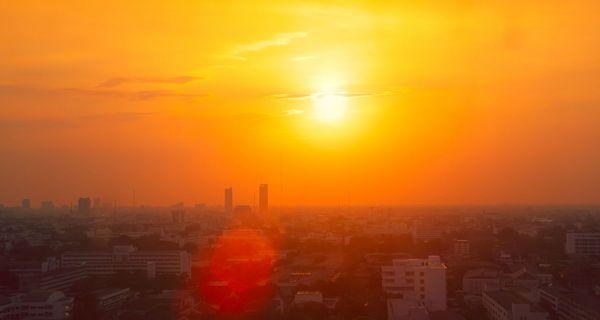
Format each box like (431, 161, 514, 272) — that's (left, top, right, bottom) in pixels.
(312, 92, 348, 123)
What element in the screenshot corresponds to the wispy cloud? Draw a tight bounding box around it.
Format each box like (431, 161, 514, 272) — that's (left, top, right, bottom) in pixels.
(283, 108, 305, 116)
(228, 32, 308, 59)
(272, 90, 395, 100)
(0, 112, 156, 130)
(0, 84, 205, 102)
(234, 108, 306, 122)
(98, 76, 201, 88)
(65, 88, 205, 101)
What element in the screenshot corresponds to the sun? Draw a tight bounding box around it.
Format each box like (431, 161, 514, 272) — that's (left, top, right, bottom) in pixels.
(312, 92, 348, 123)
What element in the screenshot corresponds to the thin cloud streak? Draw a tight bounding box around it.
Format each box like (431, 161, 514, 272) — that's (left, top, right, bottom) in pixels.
(228, 32, 308, 59)
(65, 88, 205, 101)
(97, 76, 201, 88)
(0, 112, 157, 130)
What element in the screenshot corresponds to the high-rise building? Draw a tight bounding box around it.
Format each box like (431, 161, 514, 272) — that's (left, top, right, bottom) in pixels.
(78, 197, 91, 214)
(259, 184, 268, 213)
(381, 255, 447, 312)
(224, 187, 233, 213)
(22, 198, 31, 209)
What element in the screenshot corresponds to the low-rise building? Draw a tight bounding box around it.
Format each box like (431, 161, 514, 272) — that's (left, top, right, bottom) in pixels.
(61, 245, 191, 276)
(0, 290, 74, 320)
(382, 256, 447, 312)
(31, 267, 88, 292)
(463, 269, 502, 295)
(93, 288, 131, 312)
(565, 233, 600, 256)
(483, 290, 548, 320)
(539, 286, 600, 320)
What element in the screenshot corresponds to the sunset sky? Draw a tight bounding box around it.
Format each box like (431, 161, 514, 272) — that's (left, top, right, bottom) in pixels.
(1, 1, 600, 207)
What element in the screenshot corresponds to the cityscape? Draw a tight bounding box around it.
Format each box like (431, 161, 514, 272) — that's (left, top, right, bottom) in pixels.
(2, 1, 600, 320)
(3, 193, 600, 319)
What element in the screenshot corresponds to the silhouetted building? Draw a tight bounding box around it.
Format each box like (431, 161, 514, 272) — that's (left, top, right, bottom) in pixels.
(78, 197, 91, 214)
(259, 184, 268, 213)
(22, 198, 31, 209)
(224, 187, 233, 213)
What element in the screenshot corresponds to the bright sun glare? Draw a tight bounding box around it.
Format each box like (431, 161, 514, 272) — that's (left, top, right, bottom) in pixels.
(312, 92, 348, 123)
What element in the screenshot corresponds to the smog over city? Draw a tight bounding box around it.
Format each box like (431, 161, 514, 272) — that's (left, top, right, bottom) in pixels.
(1, 2, 600, 320)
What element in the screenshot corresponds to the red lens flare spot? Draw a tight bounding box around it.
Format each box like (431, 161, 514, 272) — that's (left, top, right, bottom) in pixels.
(201, 228, 277, 315)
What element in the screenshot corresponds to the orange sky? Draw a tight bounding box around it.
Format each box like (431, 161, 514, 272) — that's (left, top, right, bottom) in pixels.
(1, 1, 600, 207)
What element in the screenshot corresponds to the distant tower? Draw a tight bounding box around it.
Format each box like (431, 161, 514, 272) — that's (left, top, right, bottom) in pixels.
(224, 187, 233, 213)
(21, 198, 31, 210)
(78, 197, 91, 214)
(259, 184, 268, 213)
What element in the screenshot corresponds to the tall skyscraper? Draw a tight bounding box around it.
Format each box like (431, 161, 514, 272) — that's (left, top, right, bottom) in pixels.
(78, 197, 91, 214)
(259, 184, 268, 213)
(224, 187, 233, 213)
(21, 198, 31, 209)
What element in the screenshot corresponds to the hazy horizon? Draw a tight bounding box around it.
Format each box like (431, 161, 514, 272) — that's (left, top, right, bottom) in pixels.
(2, 1, 600, 206)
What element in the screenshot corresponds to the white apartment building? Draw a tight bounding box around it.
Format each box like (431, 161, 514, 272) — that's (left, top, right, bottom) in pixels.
(565, 233, 600, 256)
(61, 245, 191, 276)
(0, 290, 74, 320)
(382, 256, 447, 311)
(483, 290, 548, 320)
